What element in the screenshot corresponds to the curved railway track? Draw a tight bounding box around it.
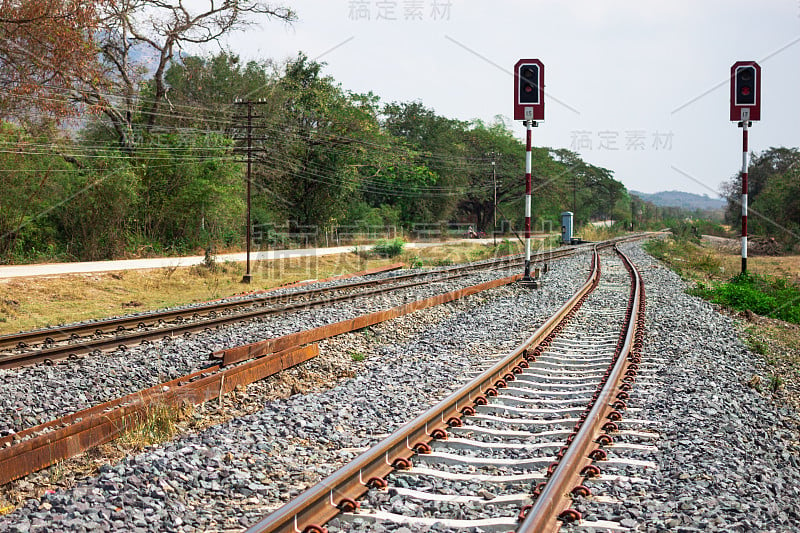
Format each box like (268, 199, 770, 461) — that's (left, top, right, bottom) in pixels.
(245, 243, 645, 533)
(0, 250, 579, 370)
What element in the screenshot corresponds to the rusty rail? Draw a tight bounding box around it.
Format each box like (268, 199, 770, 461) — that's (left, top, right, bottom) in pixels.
(0, 255, 555, 486)
(517, 244, 645, 531)
(0, 344, 319, 486)
(245, 249, 601, 533)
(219, 272, 526, 366)
(0, 263, 405, 352)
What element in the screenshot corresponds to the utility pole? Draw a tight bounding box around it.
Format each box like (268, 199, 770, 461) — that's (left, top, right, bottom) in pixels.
(233, 99, 269, 283)
(491, 153, 497, 246)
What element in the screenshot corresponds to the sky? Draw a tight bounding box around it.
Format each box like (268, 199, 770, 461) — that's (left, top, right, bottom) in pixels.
(221, 0, 800, 197)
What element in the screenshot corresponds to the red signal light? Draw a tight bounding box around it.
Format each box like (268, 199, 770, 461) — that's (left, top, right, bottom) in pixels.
(730, 61, 760, 121)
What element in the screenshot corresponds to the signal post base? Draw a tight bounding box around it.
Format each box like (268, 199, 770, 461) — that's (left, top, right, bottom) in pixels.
(241, 274, 253, 284)
(519, 265, 541, 289)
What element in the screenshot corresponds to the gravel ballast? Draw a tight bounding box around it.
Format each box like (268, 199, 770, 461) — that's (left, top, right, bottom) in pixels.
(0, 252, 591, 532)
(0, 264, 529, 436)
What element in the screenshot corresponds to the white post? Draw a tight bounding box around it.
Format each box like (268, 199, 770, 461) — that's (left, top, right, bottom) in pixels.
(523, 120, 533, 279)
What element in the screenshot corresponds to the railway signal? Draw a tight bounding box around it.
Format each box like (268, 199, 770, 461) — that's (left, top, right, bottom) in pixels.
(514, 59, 544, 283)
(730, 61, 761, 121)
(730, 61, 761, 274)
(514, 59, 545, 121)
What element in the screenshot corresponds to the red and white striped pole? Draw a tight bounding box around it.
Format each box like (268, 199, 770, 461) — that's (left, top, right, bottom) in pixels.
(740, 110, 749, 274)
(523, 120, 533, 280)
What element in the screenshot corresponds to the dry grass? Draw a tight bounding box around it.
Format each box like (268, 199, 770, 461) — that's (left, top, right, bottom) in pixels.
(118, 401, 194, 451)
(578, 224, 627, 242)
(701, 237, 800, 283)
(0, 253, 388, 334)
(648, 237, 800, 283)
(0, 242, 527, 334)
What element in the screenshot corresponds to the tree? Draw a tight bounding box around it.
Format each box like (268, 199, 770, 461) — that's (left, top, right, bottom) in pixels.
(132, 132, 243, 250)
(750, 166, 800, 242)
(722, 147, 800, 225)
(0, 123, 71, 262)
(0, 1, 105, 126)
(550, 149, 622, 228)
(379, 101, 469, 225)
(721, 146, 800, 243)
(1, 1, 295, 148)
(158, 52, 275, 131)
(247, 54, 386, 230)
(52, 159, 139, 260)
(457, 119, 523, 232)
(98, 0, 295, 150)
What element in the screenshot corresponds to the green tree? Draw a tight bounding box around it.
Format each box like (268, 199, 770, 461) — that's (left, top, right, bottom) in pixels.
(132, 133, 243, 251)
(0, 124, 71, 262)
(722, 147, 800, 241)
(379, 101, 468, 224)
(157, 52, 276, 131)
(749, 165, 800, 242)
(250, 54, 385, 230)
(52, 159, 139, 260)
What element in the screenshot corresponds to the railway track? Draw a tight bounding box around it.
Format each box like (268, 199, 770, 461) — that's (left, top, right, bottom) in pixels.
(0, 251, 574, 370)
(0, 236, 648, 502)
(0, 246, 583, 486)
(245, 243, 645, 532)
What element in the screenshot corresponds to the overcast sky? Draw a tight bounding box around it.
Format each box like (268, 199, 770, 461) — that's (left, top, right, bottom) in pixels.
(222, 0, 800, 197)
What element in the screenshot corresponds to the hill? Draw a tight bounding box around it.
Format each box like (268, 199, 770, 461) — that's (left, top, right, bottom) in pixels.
(630, 190, 726, 210)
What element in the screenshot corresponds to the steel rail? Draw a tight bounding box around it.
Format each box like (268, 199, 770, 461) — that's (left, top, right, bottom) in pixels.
(1, 235, 648, 355)
(0, 255, 541, 370)
(0, 256, 519, 352)
(517, 244, 644, 531)
(0, 263, 402, 351)
(245, 248, 602, 533)
(0, 269, 470, 369)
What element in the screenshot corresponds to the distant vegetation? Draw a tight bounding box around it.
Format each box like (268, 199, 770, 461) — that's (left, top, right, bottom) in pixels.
(2, 2, 788, 265)
(0, 40, 639, 264)
(630, 190, 726, 211)
(720, 147, 800, 250)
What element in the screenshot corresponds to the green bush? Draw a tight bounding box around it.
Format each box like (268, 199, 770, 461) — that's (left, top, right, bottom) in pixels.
(689, 273, 800, 324)
(494, 238, 520, 257)
(371, 238, 405, 258)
